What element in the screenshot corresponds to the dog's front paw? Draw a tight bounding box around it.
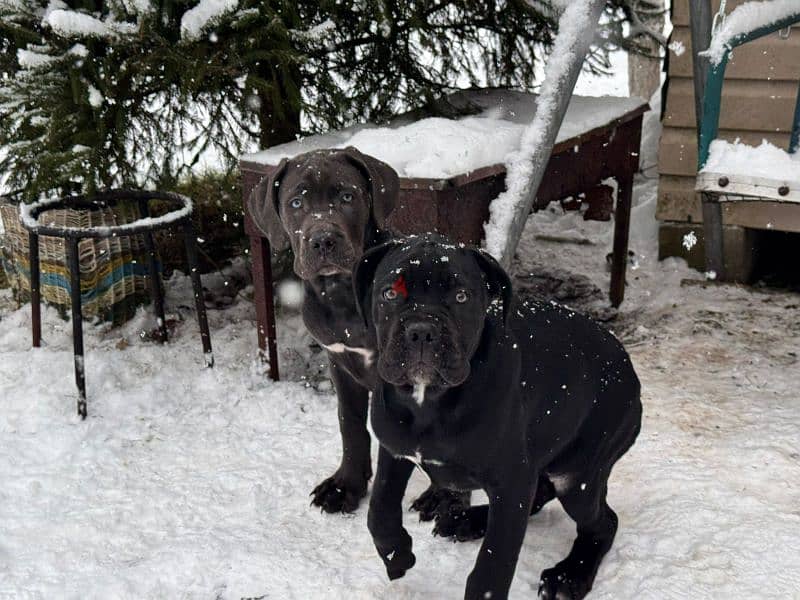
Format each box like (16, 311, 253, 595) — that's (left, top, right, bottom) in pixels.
(538, 566, 589, 600)
(433, 505, 488, 542)
(410, 487, 469, 522)
(310, 473, 367, 513)
(382, 546, 416, 580)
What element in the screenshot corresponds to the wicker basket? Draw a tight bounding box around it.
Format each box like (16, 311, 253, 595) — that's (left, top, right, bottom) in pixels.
(0, 199, 153, 325)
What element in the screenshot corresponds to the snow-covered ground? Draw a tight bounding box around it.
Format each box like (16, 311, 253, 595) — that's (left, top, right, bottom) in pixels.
(2, 72, 800, 600)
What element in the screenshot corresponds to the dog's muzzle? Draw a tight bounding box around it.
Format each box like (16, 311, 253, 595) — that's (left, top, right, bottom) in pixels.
(378, 315, 470, 389)
(296, 226, 356, 279)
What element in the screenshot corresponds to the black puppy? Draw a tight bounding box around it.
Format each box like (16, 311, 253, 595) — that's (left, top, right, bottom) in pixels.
(248, 149, 463, 517)
(354, 235, 642, 600)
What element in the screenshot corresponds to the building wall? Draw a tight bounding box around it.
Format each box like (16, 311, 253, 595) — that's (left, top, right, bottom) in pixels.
(658, 0, 800, 233)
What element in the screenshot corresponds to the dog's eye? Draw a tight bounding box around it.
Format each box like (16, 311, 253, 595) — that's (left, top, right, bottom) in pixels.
(290, 197, 303, 209)
(455, 290, 469, 303)
(340, 192, 353, 203)
(383, 288, 398, 301)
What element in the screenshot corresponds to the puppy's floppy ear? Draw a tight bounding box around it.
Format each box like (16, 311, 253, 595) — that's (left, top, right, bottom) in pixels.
(472, 249, 513, 324)
(246, 158, 290, 251)
(341, 146, 399, 228)
(353, 239, 402, 327)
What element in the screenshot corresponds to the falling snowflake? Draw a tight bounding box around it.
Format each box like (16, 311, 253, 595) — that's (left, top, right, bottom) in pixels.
(682, 231, 697, 251)
(669, 40, 686, 56)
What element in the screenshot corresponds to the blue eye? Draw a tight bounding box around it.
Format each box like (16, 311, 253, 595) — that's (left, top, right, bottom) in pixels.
(290, 197, 302, 209)
(341, 192, 353, 203)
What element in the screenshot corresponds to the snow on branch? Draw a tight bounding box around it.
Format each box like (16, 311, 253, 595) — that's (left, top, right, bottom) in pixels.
(484, 0, 606, 265)
(290, 19, 337, 44)
(45, 8, 137, 39)
(180, 0, 239, 42)
(703, 0, 800, 66)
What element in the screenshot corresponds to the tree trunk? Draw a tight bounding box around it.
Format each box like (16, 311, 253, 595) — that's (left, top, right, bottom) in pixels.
(628, 0, 665, 100)
(257, 66, 302, 149)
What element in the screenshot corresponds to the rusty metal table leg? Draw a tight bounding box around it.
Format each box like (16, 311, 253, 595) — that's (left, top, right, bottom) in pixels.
(610, 174, 633, 307)
(250, 235, 279, 381)
(28, 231, 41, 348)
(183, 221, 214, 367)
(67, 238, 87, 419)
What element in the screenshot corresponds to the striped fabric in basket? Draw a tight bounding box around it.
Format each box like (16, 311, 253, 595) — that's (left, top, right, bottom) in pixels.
(0, 199, 154, 325)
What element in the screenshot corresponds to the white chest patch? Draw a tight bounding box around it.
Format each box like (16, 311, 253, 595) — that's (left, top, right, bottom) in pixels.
(399, 451, 445, 468)
(413, 382, 426, 406)
(547, 473, 573, 494)
(321, 343, 375, 366)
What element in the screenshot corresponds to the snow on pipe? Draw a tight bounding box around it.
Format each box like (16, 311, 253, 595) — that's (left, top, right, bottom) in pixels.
(483, 0, 607, 269)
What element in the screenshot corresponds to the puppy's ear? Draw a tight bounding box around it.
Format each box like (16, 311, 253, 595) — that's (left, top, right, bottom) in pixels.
(353, 239, 401, 327)
(472, 249, 513, 324)
(341, 146, 399, 228)
(247, 158, 290, 251)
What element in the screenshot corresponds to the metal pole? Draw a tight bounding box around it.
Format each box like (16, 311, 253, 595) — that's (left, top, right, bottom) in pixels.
(690, 0, 724, 278)
(138, 199, 168, 342)
(67, 238, 87, 419)
(183, 221, 214, 366)
(689, 0, 713, 147)
(28, 232, 41, 347)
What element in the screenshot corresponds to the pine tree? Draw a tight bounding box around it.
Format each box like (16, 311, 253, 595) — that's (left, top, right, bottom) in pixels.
(0, 1, 658, 201)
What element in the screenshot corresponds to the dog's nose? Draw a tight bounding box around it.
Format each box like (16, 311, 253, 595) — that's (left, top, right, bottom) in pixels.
(404, 322, 439, 347)
(309, 230, 339, 256)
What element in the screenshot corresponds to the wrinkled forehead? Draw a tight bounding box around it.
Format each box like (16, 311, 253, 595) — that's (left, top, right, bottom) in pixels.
(379, 241, 481, 288)
(281, 153, 367, 195)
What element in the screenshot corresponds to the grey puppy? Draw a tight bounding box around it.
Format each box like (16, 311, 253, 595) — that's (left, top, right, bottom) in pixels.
(248, 148, 466, 517)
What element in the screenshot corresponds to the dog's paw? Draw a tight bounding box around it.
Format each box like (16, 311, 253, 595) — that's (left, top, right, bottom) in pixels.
(433, 505, 488, 542)
(310, 475, 367, 514)
(410, 487, 469, 522)
(382, 547, 416, 581)
(538, 567, 589, 600)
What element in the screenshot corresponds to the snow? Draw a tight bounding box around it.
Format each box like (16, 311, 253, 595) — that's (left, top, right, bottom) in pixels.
(704, 0, 800, 65)
(291, 19, 336, 42)
(242, 93, 644, 180)
(69, 43, 89, 58)
(180, 0, 239, 41)
(87, 85, 103, 108)
(19, 194, 193, 234)
(3, 79, 800, 598)
(44, 9, 137, 38)
(16, 47, 58, 69)
(668, 40, 685, 57)
(702, 139, 800, 183)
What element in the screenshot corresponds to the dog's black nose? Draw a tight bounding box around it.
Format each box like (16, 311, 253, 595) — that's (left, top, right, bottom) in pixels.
(309, 230, 339, 256)
(404, 321, 439, 347)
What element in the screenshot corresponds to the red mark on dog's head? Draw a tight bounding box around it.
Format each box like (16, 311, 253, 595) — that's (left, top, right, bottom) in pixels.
(391, 275, 408, 299)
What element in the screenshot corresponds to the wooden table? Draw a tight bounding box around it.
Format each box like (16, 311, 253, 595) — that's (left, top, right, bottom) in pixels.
(240, 90, 649, 380)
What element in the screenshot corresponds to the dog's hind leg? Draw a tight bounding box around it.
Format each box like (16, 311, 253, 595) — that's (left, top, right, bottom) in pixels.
(310, 361, 371, 513)
(433, 476, 555, 542)
(538, 477, 618, 600)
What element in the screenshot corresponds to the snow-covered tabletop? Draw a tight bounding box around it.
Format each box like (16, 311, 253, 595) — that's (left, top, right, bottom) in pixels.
(241, 89, 646, 180)
(697, 139, 800, 203)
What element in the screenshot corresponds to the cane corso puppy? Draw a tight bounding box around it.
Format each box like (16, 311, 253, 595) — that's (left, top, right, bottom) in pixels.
(354, 235, 642, 599)
(247, 149, 464, 517)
